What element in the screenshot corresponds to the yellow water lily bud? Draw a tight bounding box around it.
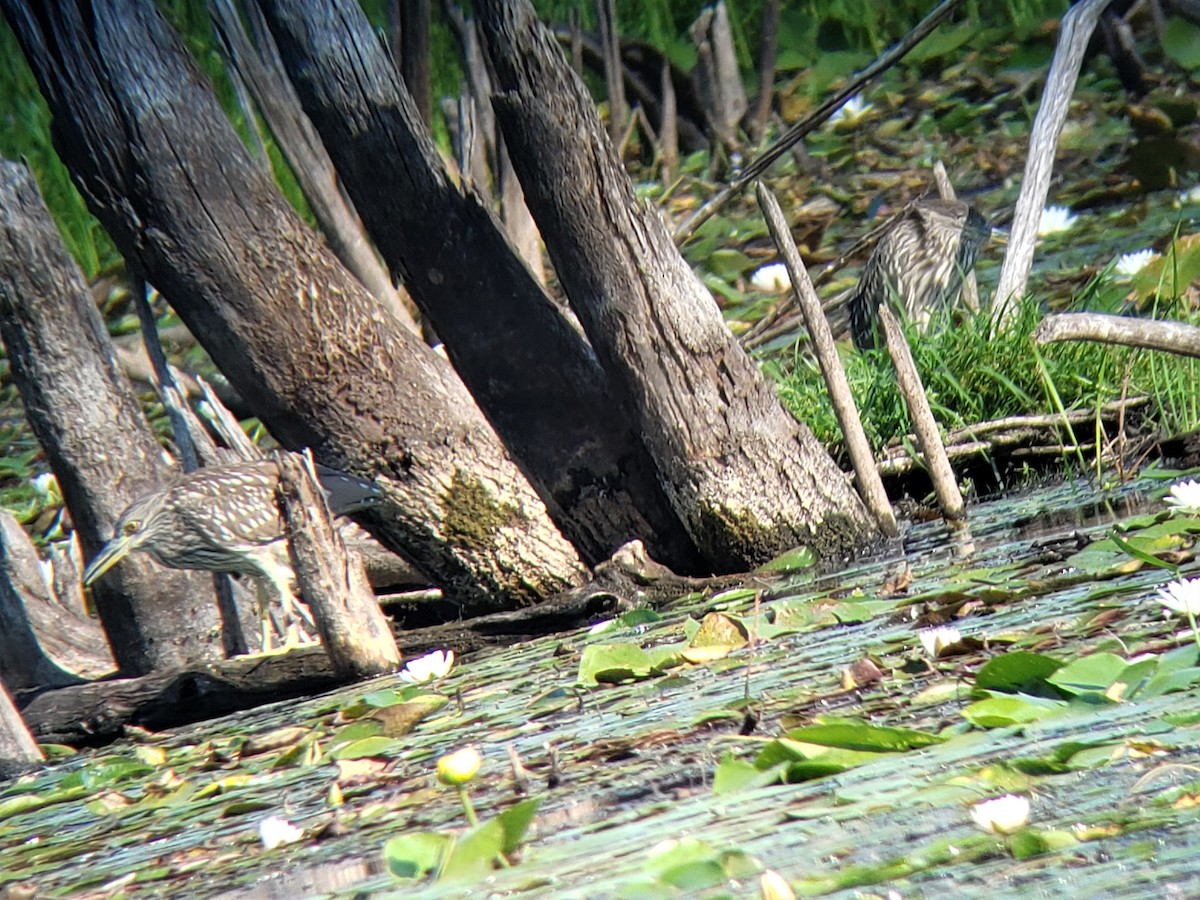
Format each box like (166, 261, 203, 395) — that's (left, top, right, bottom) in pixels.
(437, 747, 482, 786)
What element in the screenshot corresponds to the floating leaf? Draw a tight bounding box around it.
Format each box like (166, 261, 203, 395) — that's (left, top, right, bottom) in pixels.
(706, 248, 755, 279)
(440, 818, 505, 882)
(495, 798, 541, 855)
(1163, 16, 1200, 69)
(783, 719, 943, 752)
(1045, 653, 1129, 697)
(754, 546, 816, 574)
(962, 694, 1065, 728)
(327, 736, 403, 760)
(644, 838, 724, 888)
(383, 831, 447, 879)
(974, 651, 1064, 696)
(682, 612, 748, 664)
(1107, 530, 1180, 573)
(712, 753, 773, 795)
(577, 643, 680, 685)
(371, 695, 449, 737)
(1009, 828, 1078, 859)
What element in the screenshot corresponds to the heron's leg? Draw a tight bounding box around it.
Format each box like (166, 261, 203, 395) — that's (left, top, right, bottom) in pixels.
(251, 578, 278, 651)
(256, 560, 316, 647)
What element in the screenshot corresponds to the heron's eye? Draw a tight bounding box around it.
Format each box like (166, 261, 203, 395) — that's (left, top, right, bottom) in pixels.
(123, 520, 141, 536)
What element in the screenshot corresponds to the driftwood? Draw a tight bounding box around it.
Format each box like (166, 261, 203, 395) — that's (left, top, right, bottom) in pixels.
(1034, 313, 1200, 358)
(18, 651, 342, 747)
(477, 0, 875, 569)
(0, 512, 115, 692)
(4, 0, 589, 612)
(276, 454, 401, 678)
(0, 683, 41, 767)
(875, 399, 1149, 476)
(745, 0, 780, 142)
(0, 161, 224, 674)
(689, 2, 747, 152)
(548, 25, 709, 154)
(596, 0, 626, 145)
(252, 0, 701, 573)
(993, 0, 1108, 318)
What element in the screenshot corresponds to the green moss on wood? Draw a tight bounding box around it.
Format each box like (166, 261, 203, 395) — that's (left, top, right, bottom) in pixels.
(693, 502, 873, 573)
(441, 470, 522, 550)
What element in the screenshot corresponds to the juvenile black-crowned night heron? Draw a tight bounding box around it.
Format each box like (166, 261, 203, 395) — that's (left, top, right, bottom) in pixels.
(848, 199, 1000, 350)
(83, 459, 383, 644)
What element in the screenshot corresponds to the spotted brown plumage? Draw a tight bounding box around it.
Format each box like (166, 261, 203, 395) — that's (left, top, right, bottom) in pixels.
(848, 199, 998, 351)
(83, 460, 383, 644)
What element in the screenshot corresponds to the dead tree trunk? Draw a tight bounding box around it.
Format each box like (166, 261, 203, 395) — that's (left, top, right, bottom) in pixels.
(252, 0, 702, 572)
(476, 0, 876, 570)
(0, 161, 224, 675)
(2, 0, 587, 612)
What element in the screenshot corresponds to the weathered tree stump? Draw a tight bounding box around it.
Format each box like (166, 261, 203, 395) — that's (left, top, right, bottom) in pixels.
(0, 161, 224, 674)
(252, 0, 703, 573)
(275, 454, 401, 679)
(476, 0, 876, 570)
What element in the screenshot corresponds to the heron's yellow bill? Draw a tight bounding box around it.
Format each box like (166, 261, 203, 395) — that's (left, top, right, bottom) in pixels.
(83, 538, 135, 586)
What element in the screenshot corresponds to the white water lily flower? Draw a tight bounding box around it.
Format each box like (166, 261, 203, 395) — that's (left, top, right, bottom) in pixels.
(33, 473, 61, 499)
(1114, 249, 1158, 278)
(970, 794, 1030, 834)
(259, 815, 303, 850)
(1037, 205, 1077, 237)
(828, 93, 873, 126)
(1165, 479, 1200, 516)
(919, 625, 962, 658)
(751, 262, 791, 293)
(1179, 185, 1200, 205)
(398, 649, 455, 683)
(1155, 577, 1200, 616)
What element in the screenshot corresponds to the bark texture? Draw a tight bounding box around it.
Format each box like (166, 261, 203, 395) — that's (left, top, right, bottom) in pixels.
(276, 454, 401, 678)
(3, 0, 587, 611)
(253, 0, 702, 573)
(0, 511, 115, 691)
(0, 161, 224, 675)
(476, 0, 876, 569)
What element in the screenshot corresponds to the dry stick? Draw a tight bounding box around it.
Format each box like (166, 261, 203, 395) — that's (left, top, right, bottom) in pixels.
(672, 0, 965, 245)
(276, 451, 401, 679)
(133, 282, 202, 472)
(596, 0, 625, 147)
(878, 306, 965, 519)
(196, 376, 262, 460)
(746, 0, 780, 143)
(658, 58, 678, 182)
(757, 183, 897, 537)
(876, 398, 1146, 475)
(931, 160, 980, 313)
(992, 0, 1109, 321)
(1034, 312, 1200, 358)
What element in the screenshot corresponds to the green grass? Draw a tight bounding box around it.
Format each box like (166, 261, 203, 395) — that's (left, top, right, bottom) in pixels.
(772, 292, 1200, 462)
